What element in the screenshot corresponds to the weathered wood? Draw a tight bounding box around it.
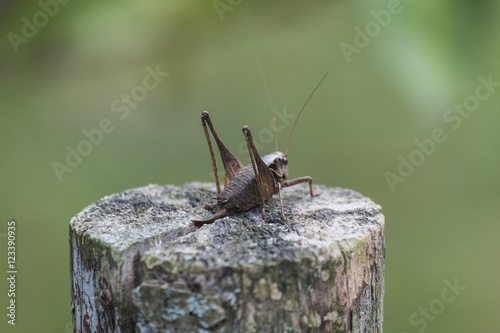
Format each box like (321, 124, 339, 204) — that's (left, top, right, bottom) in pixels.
(70, 182, 385, 333)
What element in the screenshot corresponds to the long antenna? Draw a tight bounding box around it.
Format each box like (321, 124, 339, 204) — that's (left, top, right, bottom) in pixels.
(285, 72, 328, 156)
(257, 56, 278, 152)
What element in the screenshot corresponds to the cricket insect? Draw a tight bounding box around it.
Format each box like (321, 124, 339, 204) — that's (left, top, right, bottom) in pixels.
(192, 72, 328, 228)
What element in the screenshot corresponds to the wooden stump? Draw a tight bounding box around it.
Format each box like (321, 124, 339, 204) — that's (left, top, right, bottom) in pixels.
(70, 182, 385, 333)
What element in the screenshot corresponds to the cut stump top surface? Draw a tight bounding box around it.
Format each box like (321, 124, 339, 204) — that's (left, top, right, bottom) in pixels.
(70, 182, 384, 266)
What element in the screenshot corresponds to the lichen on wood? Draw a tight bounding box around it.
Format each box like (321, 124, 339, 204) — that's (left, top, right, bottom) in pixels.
(70, 182, 384, 332)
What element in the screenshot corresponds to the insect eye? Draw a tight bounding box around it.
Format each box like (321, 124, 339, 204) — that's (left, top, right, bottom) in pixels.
(283, 158, 288, 165)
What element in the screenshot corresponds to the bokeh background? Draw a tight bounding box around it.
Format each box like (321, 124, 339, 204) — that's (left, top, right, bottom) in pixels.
(1, 1, 499, 332)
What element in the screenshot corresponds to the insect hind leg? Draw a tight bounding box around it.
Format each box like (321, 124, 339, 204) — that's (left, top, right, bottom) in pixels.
(242, 125, 269, 220)
(201, 111, 222, 194)
(201, 111, 243, 185)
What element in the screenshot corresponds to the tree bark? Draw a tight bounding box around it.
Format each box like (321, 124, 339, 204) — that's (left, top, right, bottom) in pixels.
(70, 182, 385, 332)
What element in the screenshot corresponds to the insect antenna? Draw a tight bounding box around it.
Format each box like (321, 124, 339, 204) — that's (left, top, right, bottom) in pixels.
(257, 56, 278, 152)
(285, 72, 329, 156)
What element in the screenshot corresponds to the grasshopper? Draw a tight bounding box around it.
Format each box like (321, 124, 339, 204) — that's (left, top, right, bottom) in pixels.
(192, 73, 328, 228)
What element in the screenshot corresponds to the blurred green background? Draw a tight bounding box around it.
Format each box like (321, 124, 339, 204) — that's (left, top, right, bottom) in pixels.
(1, 0, 499, 332)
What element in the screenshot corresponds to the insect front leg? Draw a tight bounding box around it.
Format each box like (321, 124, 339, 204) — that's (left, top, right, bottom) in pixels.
(277, 182, 288, 221)
(283, 176, 320, 197)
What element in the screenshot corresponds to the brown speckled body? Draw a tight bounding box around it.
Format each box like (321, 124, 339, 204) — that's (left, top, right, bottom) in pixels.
(219, 153, 281, 212)
(218, 164, 265, 212)
(192, 152, 284, 227)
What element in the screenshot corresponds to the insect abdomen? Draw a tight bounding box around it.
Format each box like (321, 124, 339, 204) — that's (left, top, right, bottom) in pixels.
(219, 165, 266, 212)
